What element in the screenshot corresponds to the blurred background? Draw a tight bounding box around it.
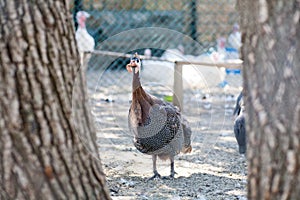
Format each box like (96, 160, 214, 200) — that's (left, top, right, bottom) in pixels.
(71, 0, 244, 139)
(72, 0, 243, 138)
(72, 0, 241, 70)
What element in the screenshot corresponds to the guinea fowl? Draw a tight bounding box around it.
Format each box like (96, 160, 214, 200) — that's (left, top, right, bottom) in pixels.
(233, 92, 246, 154)
(233, 91, 243, 118)
(127, 53, 192, 180)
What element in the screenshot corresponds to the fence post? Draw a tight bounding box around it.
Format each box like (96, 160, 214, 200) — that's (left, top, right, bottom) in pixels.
(173, 62, 183, 111)
(190, 0, 198, 54)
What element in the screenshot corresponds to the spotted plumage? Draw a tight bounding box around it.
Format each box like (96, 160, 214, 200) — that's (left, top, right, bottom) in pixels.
(127, 53, 192, 179)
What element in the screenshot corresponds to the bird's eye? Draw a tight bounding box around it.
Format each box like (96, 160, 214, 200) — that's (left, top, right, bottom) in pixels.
(131, 57, 140, 63)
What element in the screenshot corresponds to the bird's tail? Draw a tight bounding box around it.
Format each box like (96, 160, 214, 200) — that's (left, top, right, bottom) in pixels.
(181, 117, 192, 153)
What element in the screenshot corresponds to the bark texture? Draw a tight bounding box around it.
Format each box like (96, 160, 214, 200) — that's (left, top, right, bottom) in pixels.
(237, 0, 300, 199)
(0, 1, 110, 199)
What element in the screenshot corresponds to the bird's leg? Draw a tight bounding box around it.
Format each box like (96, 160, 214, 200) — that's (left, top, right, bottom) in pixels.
(170, 158, 176, 178)
(148, 155, 161, 180)
(162, 156, 176, 180)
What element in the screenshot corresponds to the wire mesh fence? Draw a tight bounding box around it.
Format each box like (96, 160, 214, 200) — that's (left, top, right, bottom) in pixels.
(76, 3, 246, 197)
(74, 0, 243, 132)
(74, 0, 242, 97)
(73, 0, 241, 68)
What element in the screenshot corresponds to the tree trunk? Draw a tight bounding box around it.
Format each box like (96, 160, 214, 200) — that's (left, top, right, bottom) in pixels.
(237, 0, 300, 199)
(0, 1, 111, 199)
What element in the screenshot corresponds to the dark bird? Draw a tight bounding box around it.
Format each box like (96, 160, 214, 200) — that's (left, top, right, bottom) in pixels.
(127, 53, 192, 180)
(233, 92, 246, 154)
(233, 91, 243, 117)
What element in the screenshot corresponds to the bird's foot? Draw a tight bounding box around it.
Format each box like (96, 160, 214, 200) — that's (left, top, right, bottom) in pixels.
(147, 172, 161, 181)
(162, 171, 177, 180)
(239, 146, 246, 154)
(161, 175, 174, 180)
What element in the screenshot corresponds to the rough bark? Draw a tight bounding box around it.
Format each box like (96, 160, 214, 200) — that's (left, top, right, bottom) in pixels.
(237, 0, 300, 199)
(0, 1, 110, 199)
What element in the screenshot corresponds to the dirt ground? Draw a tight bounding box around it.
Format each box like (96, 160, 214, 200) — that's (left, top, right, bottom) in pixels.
(87, 68, 247, 200)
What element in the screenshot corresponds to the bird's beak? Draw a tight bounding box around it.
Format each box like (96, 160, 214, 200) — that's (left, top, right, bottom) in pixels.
(131, 60, 139, 67)
(126, 60, 140, 74)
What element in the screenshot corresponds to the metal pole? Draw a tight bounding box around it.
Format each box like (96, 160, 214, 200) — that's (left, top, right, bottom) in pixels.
(190, 0, 197, 41)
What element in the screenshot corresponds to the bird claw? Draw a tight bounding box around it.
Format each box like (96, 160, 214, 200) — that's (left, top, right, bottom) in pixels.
(170, 171, 177, 179)
(147, 172, 161, 181)
(162, 171, 177, 180)
(162, 175, 174, 180)
(147, 170, 178, 181)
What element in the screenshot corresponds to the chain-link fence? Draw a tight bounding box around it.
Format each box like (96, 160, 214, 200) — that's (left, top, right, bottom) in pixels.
(74, 0, 242, 102)
(73, 0, 241, 68)
(74, 0, 243, 131)
(76, 2, 246, 198)
(73, 0, 243, 112)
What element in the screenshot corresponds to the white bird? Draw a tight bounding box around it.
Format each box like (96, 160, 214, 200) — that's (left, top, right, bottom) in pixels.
(75, 11, 95, 66)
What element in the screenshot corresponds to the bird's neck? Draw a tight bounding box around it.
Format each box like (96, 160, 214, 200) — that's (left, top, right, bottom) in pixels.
(78, 18, 86, 29)
(132, 69, 142, 92)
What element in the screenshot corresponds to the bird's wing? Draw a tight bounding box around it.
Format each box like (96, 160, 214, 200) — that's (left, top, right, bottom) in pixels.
(75, 28, 95, 52)
(234, 115, 246, 146)
(131, 103, 182, 154)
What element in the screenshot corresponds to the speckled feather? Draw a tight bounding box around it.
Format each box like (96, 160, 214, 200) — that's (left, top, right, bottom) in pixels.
(129, 102, 183, 156)
(128, 59, 191, 160)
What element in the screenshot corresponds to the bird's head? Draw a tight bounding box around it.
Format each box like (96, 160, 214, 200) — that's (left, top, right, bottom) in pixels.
(126, 53, 141, 73)
(76, 11, 90, 28)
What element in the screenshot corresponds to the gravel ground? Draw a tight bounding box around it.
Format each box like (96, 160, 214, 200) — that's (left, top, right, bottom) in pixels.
(87, 68, 247, 200)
